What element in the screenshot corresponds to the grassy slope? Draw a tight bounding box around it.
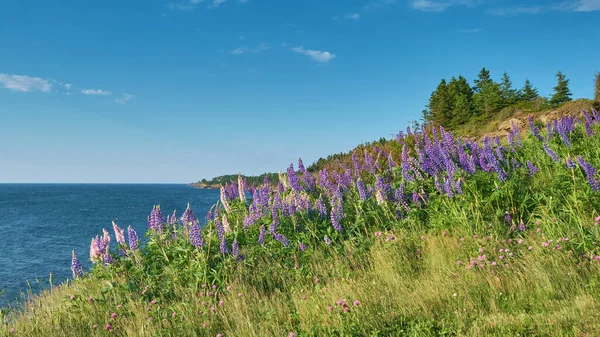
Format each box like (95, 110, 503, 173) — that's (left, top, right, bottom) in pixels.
(3, 106, 600, 336)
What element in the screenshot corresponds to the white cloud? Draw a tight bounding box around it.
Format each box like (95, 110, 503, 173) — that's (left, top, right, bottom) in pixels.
(457, 28, 482, 33)
(485, 5, 543, 15)
(210, 0, 227, 8)
(231, 43, 268, 55)
(64, 83, 72, 89)
(411, 0, 481, 12)
(562, 0, 600, 11)
(167, 3, 196, 10)
(115, 94, 135, 104)
(364, 0, 396, 10)
(81, 89, 112, 96)
(487, 1, 600, 16)
(231, 47, 247, 55)
(344, 13, 361, 19)
(0, 73, 52, 92)
(291, 46, 336, 63)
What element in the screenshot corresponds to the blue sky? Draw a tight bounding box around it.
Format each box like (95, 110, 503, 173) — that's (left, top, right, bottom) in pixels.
(1, 0, 599, 183)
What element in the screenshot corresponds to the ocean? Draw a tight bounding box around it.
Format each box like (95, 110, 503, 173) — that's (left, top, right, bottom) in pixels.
(0, 184, 219, 307)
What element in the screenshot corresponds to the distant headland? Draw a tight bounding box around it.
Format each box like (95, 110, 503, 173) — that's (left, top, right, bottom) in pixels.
(189, 173, 279, 189)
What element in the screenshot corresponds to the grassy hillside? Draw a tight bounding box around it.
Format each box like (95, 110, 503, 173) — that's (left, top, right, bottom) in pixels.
(3, 109, 600, 336)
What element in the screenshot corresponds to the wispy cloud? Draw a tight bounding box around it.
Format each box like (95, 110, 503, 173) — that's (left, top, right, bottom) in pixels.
(291, 46, 336, 63)
(487, 0, 600, 16)
(364, 0, 397, 10)
(167, 3, 196, 10)
(411, 0, 481, 12)
(115, 94, 135, 104)
(457, 28, 482, 33)
(230, 43, 269, 55)
(344, 13, 361, 19)
(168, 0, 248, 10)
(556, 0, 600, 12)
(485, 5, 543, 16)
(0, 73, 52, 93)
(81, 89, 112, 96)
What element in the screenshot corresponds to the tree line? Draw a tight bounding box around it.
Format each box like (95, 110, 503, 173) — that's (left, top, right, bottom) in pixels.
(422, 68, 573, 129)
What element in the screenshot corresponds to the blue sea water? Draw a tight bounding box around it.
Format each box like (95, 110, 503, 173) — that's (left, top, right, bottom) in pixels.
(0, 184, 219, 307)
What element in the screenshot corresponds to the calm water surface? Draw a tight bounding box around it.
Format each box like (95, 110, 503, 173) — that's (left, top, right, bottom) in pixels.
(0, 184, 219, 307)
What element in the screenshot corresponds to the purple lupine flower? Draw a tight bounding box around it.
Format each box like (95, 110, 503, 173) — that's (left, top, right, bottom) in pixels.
(356, 178, 367, 201)
(182, 203, 197, 225)
(273, 233, 290, 248)
(231, 239, 239, 257)
(112, 222, 126, 245)
(507, 121, 522, 148)
(526, 161, 539, 176)
(324, 235, 332, 246)
(556, 116, 575, 148)
(287, 163, 302, 191)
(269, 206, 278, 234)
(412, 191, 420, 207)
(298, 158, 306, 173)
(258, 225, 266, 244)
(543, 143, 560, 162)
(220, 186, 232, 214)
(238, 174, 246, 203)
(298, 241, 307, 252)
(455, 178, 463, 195)
(566, 157, 576, 169)
(364, 150, 375, 174)
(330, 198, 344, 231)
(351, 152, 361, 177)
(443, 177, 454, 198)
(188, 221, 205, 248)
(127, 226, 138, 251)
(583, 110, 594, 136)
(205, 208, 212, 224)
(71, 250, 83, 279)
(215, 219, 225, 241)
(546, 122, 553, 140)
(169, 209, 178, 225)
(387, 154, 395, 173)
(504, 212, 511, 225)
(302, 171, 316, 192)
(577, 156, 600, 192)
(593, 108, 600, 121)
(103, 252, 113, 265)
(315, 195, 327, 218)
(148, 205, 164, 232)
(112, 222, 126, 255)
(527, 116, 544, 141)
(518, 221, 527, 232)
(220, 237, 230, 255)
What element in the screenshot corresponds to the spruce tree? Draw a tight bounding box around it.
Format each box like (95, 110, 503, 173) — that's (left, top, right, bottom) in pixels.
(428, 79, 453, 126)
(499, 72, 517, 106)
(448, 75, 474, 125)
(473, 67, 491, 93)
(520, 79, 539, 102)
(474, 81, 503, 114)
(550, 71, 572, 107)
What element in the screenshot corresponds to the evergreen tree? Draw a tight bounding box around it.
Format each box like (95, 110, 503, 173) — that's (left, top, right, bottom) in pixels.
(549, 71, 572, 107)
(474, 81, 503, 114)
(499, 72, 517, 106)
(428, 79, 453, 126)
(473, 67, 491, 93)
(448, 75, 474, 125)
(520, 79, 539, 102)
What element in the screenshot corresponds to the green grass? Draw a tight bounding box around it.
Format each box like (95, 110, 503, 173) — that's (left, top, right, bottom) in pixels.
(3, 112, 600, 336)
